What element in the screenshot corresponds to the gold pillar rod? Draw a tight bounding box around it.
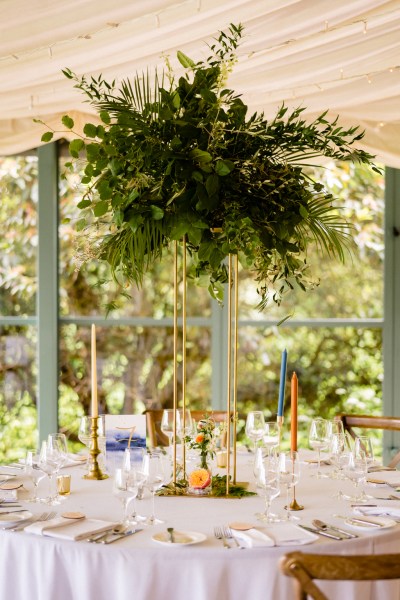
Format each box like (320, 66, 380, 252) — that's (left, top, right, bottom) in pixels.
(182, 237, 187, 474)
(173, 240, 178, 484)
(226, 254, 233, 495)
(233, 254, 238, 484)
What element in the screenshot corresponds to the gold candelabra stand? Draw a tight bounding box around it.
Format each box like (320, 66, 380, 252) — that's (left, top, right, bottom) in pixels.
(83, 416, 108, 480)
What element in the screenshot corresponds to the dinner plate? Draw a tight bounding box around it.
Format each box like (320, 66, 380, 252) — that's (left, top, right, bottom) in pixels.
(345, 516, 397, 530)
(152, 530, 206, 546)
(0, 510, 32, 527)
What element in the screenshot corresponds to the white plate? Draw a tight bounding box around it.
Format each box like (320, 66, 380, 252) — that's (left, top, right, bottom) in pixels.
(0, 510, 33, 527)
(152, 530, 207, 546)
(345, 516, 397, 530)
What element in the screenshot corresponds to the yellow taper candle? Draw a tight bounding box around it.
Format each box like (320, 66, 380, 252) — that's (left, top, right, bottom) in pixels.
(91, 324, 98, 418)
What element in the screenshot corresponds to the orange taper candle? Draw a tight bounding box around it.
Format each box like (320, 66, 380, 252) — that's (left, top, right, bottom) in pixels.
(291, 372, 298, 452)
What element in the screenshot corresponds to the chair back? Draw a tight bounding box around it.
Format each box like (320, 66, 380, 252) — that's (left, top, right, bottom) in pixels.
(336, 414, 400, 467)
(280, 551, 400, 600)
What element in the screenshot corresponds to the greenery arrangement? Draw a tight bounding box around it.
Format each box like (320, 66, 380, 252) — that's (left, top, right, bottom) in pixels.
(41, 23, 377, 308)
(158, 474, 256, 498)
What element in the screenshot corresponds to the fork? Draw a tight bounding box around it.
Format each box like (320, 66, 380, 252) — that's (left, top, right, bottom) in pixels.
(7, 511, 56, 532)
(214, 526, 230, 549)
(222, 526, 242, 548)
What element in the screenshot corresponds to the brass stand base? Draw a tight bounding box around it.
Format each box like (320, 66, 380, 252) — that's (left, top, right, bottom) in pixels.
(83, 416, 108, 481)
(289, 498, 304, 511)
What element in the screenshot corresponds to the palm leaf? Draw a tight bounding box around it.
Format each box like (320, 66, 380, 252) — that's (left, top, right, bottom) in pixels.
(296, 196, 354, 262)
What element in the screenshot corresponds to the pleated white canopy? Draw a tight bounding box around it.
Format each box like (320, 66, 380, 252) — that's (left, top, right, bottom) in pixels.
(1, 0, 399, 165)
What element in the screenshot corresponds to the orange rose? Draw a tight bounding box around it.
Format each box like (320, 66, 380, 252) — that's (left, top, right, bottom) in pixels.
(188, 468, 211, 489)
(195, 433, 205, 443)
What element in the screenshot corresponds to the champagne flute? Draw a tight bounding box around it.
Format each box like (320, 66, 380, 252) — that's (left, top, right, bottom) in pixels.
(255, 451, 281, 523)
(309, 418, 329, 478)
(245, 411, 266, 455)
(279, 451, 300, 521)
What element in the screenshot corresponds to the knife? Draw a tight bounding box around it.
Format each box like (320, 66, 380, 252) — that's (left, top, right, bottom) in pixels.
(0, 509, 28, 515)
(335, 515, 382, 528)
(103, 528, 143, 544)
(312, 520, 357, 539)
(298, 524, 343, 540)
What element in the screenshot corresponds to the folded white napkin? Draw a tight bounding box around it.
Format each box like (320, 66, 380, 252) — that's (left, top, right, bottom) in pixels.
(354, 505, 400, 519)
(233, 529, 274, 548)
(0, 490, 18, 501)
(24, 517, 118, 540)
(268, 523, 318, 546)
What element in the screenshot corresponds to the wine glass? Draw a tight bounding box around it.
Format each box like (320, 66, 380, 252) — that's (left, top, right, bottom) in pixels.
(37, 440, 59, 504)
(245, 411, 266, 455)
(141, 452, 168, 525)
(178, 409, 193, 438)
(263, 422, 279, 456)
(255, 450, 281, 523)
(342, 450, 368, 502)
(24, 449, 46, 502)
(113, 467, 138, 526)
(327, 419, 345, 439)
(278, 451, 300, 521)
(78, 415, 106, 470)
(354, 436, 375, 469)
(47, 433, 68, 503)
(161, 409, 181, 450)
(309, 418, 329, 478)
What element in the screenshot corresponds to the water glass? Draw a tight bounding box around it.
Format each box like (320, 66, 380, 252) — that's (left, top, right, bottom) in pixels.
(309, 418, 329, 478)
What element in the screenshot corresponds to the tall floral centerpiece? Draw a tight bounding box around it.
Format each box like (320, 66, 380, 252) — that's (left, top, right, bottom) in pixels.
(41, 23, 378, 496)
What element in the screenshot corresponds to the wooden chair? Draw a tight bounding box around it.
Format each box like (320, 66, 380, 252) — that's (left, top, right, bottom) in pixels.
(143, 409, 231, 448)
(280, 551, 400, 600)
(336, 414, 400, 468)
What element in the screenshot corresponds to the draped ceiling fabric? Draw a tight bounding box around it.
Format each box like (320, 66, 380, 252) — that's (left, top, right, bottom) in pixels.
(1, 0, 400, 166)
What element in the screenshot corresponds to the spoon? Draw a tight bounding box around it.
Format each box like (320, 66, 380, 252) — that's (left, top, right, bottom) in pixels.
(167, 527, 175, 543)
(87, 524, 126, 543)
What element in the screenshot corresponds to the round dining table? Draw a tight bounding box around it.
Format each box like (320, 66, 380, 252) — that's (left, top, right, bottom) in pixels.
(0, 450, 399, 600)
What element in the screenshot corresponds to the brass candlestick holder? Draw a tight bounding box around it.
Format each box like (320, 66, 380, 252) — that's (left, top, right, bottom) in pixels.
(290, 485, 304, 511)
(83, 416, 108, 480)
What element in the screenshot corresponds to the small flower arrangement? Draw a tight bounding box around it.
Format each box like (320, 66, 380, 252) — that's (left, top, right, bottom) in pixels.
(185, 416, 216, 469)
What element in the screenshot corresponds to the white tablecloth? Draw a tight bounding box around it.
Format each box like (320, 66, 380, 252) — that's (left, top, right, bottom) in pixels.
(1, 452, 399, 600)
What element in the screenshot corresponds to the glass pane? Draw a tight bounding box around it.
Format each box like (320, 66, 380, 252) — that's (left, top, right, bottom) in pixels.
(0, 326, 37, 463)
(0, 156, 38, 316)
(239, 162, 384, 320)
(237, 326, 383, 449)
(59, 324, 211, 443)
(59, 158, 211, 318)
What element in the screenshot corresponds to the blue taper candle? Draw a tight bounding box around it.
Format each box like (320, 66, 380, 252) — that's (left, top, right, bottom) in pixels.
(277, 349, 287, 417)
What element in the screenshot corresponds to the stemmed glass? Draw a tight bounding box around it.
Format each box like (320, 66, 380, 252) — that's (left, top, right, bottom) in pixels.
(245, 411, 266, 455)
(343, 449, 368, 503)
(47, 433, 68, 503)
(78, 415, 106, 471)
(263, 422, 279, 456)
(309, 418, 329, 478)
(38, 440, 59, 505)
(279, 451, 300, 521)
(113, 468, 139, 527)
(255, 450, 281, 523)
(327, 419, 345, 439)
(161, 409, 181, 451)
(24, 449, 46, 503)
(141, 452, 168, 525)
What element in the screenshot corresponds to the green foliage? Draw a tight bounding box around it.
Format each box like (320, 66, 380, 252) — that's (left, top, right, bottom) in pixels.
(57, 24, 376, 309)
(158, 474, 256, 497)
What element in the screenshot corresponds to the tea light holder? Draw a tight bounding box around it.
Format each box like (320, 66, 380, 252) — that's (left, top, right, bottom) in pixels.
(83, 416, 108, 480)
